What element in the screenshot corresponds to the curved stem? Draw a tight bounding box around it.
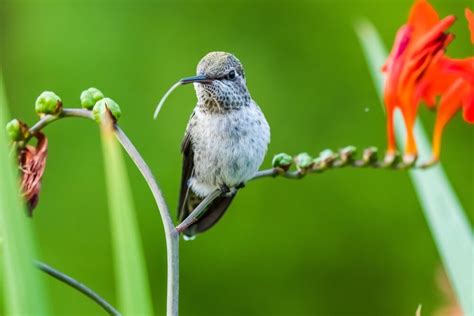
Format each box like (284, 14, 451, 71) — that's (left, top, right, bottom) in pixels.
(29, 109, 93, 135)
(114, 126, 179, 316)
(27, 109, 179, 316)
(35, 261, 120, 316)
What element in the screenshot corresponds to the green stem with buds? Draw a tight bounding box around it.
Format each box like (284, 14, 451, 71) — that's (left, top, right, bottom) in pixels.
(23, 108, 179, 316)
(176, 147, 435, 233)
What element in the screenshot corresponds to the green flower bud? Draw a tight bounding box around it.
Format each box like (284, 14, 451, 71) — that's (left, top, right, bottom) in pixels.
(362, 147, 378, 164)
(6, 119, 28, 141)
(319, 149, 337, 165)
(383, 151, 401, 167)
(80, 87, 105, 110)
(295, 152, 313, 170)
(272, 153, 293, 170)
(312, 157, 324, 171)
(402, 153, 416, 166)
(93, 97, 122, 123)
(35, 91, 62, 116)
(339, 146, 357, 163)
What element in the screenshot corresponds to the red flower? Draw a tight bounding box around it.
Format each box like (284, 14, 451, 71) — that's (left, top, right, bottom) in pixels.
(382, 0, 473, 162)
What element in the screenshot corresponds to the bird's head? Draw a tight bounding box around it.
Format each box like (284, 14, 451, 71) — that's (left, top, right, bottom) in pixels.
(181, 52, 251, 111)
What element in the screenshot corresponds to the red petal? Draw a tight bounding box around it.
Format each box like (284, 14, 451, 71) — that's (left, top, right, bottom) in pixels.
(466, 8, 474, 44)
(462, 84, 474, 123)
(408, 0, 440, 39)
(432, 79, 467, 158)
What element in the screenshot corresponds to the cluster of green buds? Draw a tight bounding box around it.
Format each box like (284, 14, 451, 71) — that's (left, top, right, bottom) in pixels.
(271, 146, 383, 174)
(5, 88, 123, 142)
(80, 87, 122, 124)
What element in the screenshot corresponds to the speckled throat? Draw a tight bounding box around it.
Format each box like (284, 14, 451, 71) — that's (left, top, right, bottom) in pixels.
(196, 84, 251, 113)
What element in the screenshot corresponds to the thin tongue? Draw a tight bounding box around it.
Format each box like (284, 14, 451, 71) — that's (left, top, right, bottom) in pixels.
(153, 80, 184, 120)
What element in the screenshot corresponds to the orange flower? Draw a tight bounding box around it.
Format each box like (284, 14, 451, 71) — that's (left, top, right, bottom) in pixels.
(19, 132, 48, 216)
(382, 0, 474, 162)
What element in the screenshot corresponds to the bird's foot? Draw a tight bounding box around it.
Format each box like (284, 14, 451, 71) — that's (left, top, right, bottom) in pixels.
(220, 184, 230, 194)
(220, 184, 236, 197)
(236, 182, 246, 189)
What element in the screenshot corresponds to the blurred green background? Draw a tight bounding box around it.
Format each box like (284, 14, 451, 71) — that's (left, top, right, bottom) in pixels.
(0, 0, 472, 315)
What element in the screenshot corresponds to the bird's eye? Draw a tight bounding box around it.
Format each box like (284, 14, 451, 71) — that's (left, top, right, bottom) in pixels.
(226, 70, 236, 80)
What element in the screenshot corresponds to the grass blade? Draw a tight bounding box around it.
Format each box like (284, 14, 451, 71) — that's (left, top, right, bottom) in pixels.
(355, 20, 473, 315)
(0, 71, 50, 314)
(99, 116, 154, 315)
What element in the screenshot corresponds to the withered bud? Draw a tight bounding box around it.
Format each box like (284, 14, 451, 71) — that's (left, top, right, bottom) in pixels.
(19, 132, 48, 216)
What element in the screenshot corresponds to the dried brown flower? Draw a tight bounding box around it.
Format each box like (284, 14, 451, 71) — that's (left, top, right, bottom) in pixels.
(18, 132, 48, 216)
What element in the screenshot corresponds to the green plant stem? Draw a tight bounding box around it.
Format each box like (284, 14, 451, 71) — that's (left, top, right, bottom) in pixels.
(35, 261, 120, 316)
(175, 189, 222, 233)
(114, 126, 179, 316)
(29, 109, 93, 135)
(176, 155, 436, 232)
(251, 161, 428, 182)
(26, 108, 179, 316)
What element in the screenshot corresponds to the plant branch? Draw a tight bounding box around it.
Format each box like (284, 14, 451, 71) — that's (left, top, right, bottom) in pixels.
(176, 148, 436, 229)
(250, 151, 434, 182)
(175, 189, 222, 233)
(24, 109, 180, 316)
(35, 261, 120, 316)
(28, 109, 93, 135)
(114, 126, 179, 316)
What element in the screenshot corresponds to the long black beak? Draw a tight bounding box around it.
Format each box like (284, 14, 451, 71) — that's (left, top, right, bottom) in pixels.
(180, 75, 214, 85)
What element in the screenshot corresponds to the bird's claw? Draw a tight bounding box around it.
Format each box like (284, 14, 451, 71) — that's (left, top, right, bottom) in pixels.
(220, 184, 238, 197)
(236, 182, 246, 189)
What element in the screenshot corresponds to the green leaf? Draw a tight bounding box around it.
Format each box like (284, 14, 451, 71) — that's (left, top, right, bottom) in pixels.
(355, 20, 473, 315)
(0, 72, 50, 314)
(99, 118, 154, 316)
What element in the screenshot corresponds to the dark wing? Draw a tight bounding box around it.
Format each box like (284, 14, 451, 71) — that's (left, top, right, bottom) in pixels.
(177, 113, 237, 238)
(177, 121, 195, 223)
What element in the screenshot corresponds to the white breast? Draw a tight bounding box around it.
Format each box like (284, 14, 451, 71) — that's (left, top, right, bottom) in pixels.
(189, 102, 270, 197)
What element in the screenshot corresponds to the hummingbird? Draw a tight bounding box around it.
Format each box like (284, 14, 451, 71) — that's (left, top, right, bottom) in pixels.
(177, 52, 270, 238)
